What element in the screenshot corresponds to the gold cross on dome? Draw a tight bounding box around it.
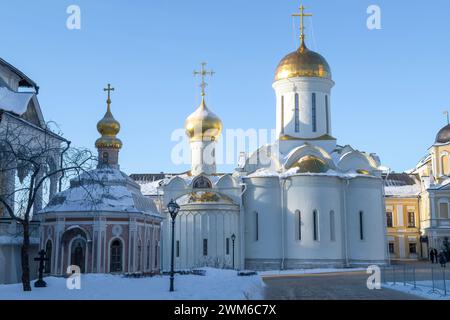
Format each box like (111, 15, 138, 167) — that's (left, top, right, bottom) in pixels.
(104, 83, 115, 106)
(292, 4, 313, 43)
(193, 62, 215, 97)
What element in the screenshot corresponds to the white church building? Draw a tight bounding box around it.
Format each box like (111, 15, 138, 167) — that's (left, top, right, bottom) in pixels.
(135, 7, 388, 271)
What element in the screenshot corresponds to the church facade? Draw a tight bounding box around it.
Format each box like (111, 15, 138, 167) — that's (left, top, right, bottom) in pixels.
(38, 88, 163, 275)
(136, 8, 388, 271)
(0, 58, 64, 284)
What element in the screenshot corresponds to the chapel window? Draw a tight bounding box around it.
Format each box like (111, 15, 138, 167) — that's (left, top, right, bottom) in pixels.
(312, 93, 317, 132)
(295, 93, 300, 132)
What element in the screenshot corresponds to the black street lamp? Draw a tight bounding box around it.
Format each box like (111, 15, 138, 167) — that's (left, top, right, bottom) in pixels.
(231, 233, 236, 270)
(167, 199, 180, 292)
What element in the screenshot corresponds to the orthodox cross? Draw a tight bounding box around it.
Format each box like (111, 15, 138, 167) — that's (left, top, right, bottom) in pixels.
(193, 62, 215, 97)
(34, 249, 49, 288)
(104, 83, 115, 107)
(292, 4, 313, 43)
(444, 110, 449, 125)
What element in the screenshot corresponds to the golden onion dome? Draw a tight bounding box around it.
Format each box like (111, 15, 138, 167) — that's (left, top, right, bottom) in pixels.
(95, 104, 122, 149)
(185, 97, 222, 142)
(274, 41, 332, 82)
(288, 155, 329, 173)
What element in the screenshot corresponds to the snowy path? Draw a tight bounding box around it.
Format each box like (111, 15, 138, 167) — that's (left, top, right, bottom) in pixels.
(0, 268, 263, 300)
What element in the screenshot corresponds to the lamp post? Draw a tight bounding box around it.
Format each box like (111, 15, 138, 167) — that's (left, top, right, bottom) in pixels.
(167, 199, 180, 292)
(231, 233, 236, 270)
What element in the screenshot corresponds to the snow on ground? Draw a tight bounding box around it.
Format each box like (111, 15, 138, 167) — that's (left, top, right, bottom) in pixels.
(260, 268, 366, 277)
(0, 268, 264, 300)
(383, 282, 450, 300)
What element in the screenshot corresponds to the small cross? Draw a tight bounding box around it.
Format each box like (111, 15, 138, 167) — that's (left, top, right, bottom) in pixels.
(193, 62, 215, 97)
(104, 83, 115, 105)
(292, 4, 313, 43)
(444, 110, 449, 125)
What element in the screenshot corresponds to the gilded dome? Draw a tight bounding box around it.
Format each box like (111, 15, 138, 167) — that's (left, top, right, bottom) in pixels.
(288, 155, 329, 173)
(95, 105, 122, 149)
(185, 97, 222, 142)
(436, 124, 450, 144)
(274, 41, 332, 82)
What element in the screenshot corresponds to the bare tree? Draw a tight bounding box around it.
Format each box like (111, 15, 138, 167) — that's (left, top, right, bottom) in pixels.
(0, 118, 96, 291)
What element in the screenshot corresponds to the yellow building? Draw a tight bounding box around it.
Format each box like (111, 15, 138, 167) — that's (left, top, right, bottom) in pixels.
(384, 124, 450, 261)
(384, 174, 422, 260)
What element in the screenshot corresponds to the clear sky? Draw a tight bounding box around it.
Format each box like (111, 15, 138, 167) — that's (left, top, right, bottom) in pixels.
(1, 0, 449, 174)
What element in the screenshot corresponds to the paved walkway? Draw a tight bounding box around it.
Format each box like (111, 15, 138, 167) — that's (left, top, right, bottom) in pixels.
(262, 271, 424, 300)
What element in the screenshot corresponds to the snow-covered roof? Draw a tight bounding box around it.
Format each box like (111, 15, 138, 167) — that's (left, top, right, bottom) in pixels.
(383, 173, 421, 197)
(0, 85, 34, 115)
(41, 167, 161, 217)
(384, 185, 421, 197)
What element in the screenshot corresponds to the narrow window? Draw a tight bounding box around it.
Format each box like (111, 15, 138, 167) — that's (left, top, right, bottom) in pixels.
(359, 211, 364, 240)
(203, 239, 208, 256)
(281, 95, 285, 134)
(296, 210, 301, 240)
(408, 212, 415, 228)
(312, 93, 317, 132)
(386, 211, 394, 228)
(146, 242, 150, 270)
(330, 211, 336, 241)
(389, 243, 395, 254)
(386, 212, 393, 227)
(176, 240, 180, 258)
(325, 95, 329, 134)
(255, 212, 259, 241)
(313, 210, 319, 241)
(154, 243, 158, 268)
(295, 93, 300, 132)
(440, 202, 448, 219)
(226, 238, 230, 255)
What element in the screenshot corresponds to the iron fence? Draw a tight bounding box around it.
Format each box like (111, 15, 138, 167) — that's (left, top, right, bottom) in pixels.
(381, 265, 450, 296)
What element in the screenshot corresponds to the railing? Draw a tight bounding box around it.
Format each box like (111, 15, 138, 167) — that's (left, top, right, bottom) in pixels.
(381, 265, 449, 296)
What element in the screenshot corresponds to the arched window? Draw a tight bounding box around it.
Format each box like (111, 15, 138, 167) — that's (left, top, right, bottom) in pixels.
(70, 238, 86, 273)
(359, 211, 364, 240)
(312, 93, 317, 132)
(325, 95, 329, 134)
(281, 95, 285, 134)
(146, 241, 151, 270)
(295, 210, 301, 240)
(313, 210, 319, 241)
(137, 240, 142, 272)
(255, 212, 259, 241)
(193, 176, 212, 189)
(45, 240, 52, 274)
(441, 155, 448, 176)
(102, 151, 109, 164)
(329, 211, 336, 242)
(439, 202, 449, 219)
(110, 239, 123, 273)
(295, 93, 300, 132)
(154, 243, 159, 268)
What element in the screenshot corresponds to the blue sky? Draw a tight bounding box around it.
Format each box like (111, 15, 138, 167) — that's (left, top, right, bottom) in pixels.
(1, 0, 449, 174)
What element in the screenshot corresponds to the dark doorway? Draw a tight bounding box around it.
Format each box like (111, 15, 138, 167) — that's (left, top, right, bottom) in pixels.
(71, 239, 86, 273)
(110, 239, 123, 273)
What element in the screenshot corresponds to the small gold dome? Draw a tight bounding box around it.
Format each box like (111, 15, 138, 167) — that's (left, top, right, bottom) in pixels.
(95, 105, 122, 149)
(274, 41, 332, 82)
(288, 155, 329, 173)
(185, 97, 222, 142)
